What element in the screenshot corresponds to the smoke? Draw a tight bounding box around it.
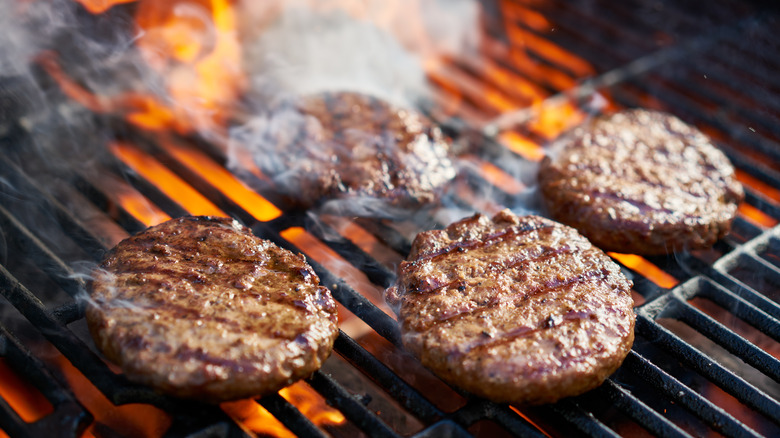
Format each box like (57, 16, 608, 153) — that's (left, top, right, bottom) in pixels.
(238, 0, 480, 107)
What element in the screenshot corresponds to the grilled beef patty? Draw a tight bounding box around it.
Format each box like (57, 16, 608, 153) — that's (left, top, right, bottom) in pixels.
(386, 210, 635, 405)
(87, 216, 338, 402)
(245, 91, 456, 213)
(538, 109, 744, 255)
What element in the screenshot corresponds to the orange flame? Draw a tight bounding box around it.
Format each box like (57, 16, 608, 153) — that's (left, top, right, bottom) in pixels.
(221, 382, 345, 437)
(133, 0, 245, 133)
(51, 353, 172, 437)
(109, 141, 225, 217)
(0, 359, 53, 423)
(59, 0, 245, 133)
(74, 0, 138, 14)
(156, 138, 281, 221)
(608, 253, 679, 289)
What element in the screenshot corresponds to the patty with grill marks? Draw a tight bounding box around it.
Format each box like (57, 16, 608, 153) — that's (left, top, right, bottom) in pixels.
(238, 91, 456, 215)
(87, 216, 338, 402)
(538, 109, 744, 255)
(385, 210, 635, 405)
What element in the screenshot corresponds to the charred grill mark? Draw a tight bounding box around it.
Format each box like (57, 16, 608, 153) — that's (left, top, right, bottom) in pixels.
(404, 244, 577, 295)
(413, 267, 613, 333)
(107, 295, 310, 336)
(463, 317, 582, 355)
(411, 222, 555, 263)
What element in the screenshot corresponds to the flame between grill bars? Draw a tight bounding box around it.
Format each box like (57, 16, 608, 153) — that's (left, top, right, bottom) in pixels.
(1, 1, 780, 437)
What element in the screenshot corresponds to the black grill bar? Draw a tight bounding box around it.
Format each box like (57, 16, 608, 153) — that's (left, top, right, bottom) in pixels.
(688, 277, 780, 344)
(1, 1, 779, 437)
(307, 370, 399, 438)
(678, 301, 780, 382)
(333, 331, 443, 423)
(0, 325, 90, 438)
(635, 313, 780, 426)
(594, 380, 690, 438)
(258, 394, 329, 438)
(622, 350, 763, 438)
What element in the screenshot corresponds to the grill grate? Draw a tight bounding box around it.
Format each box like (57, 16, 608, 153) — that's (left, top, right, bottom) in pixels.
(1, 0, 780, 437)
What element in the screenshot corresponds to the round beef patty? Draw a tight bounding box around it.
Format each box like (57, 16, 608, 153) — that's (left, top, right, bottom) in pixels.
(87, 216, 338, 402)
(538, 109, 744, 255)
(239, 91, 456, 214)
(386, 210, 635, 405)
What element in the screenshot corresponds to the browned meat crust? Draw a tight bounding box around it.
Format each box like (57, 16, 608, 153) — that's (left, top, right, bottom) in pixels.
(247, 91, 456, 213)
(87, 216, 338, 402)
(386, 210, 635, 405)
(538, 109, 744, 255)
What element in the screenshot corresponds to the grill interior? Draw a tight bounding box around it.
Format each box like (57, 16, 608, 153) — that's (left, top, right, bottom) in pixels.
(1, 0, 780, 437)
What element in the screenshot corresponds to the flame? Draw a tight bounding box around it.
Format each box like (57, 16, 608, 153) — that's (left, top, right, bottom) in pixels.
(221, 399, 295, 438)
(280, 227, 392, 318)
(498, 131, 545, 161)
(738, 203, 778, 229)
(109, 141, 225, 217)
(133, 0, 245, 133)
(157, 138, 281, 221)
(221, 382, 344, 437)
(608, 253, 679, 289)
(279, 383, 345, 428)
(74, 0, 138, 14)
(736, 170, 780, 203)
(51, 354, 172, 437)
(0, 359, 53, 423)
(116, 191, 171, 227)
(57, 0, 244, 133)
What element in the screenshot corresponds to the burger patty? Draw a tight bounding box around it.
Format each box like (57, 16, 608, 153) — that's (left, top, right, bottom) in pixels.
(538, 109, 744, 255)
(243, 91, 456, 213)
(87, 216, 339, 402)
(386, 210, 635, 405)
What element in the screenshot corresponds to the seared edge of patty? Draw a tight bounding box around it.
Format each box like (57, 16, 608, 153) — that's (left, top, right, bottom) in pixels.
(387, 210, 635, 405)
(87, 216, 339, 402)
(538, 109, 744, 255)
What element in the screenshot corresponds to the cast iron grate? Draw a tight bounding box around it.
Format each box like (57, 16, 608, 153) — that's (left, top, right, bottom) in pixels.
(1, 0, 779, 437)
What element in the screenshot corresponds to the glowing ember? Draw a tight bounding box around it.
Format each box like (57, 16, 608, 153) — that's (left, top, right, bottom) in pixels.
(608, 253, 679, 289)
(0, 359, 53, 423)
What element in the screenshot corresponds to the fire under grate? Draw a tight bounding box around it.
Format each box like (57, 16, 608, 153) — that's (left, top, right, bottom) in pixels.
(1, 0, 779, 437)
